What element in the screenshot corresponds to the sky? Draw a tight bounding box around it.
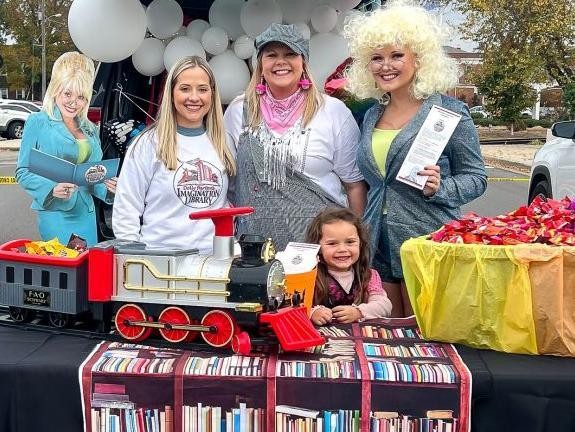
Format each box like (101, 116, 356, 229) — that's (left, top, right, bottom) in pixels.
(440, 4, 478, 52)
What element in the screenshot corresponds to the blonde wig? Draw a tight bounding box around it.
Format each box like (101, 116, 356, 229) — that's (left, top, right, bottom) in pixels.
(153, 56, 235, 175)
(244, 46, 323, 129)
(344, 0, 460, 101)
(42, 51, 96, 132)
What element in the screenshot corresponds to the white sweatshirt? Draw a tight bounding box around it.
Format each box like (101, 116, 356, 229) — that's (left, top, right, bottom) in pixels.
(112, 130, 231, 253)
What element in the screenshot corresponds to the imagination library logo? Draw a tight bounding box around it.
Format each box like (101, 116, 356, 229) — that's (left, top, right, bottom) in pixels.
(84, 164, 107, 184)
(174, 158, 223, 208)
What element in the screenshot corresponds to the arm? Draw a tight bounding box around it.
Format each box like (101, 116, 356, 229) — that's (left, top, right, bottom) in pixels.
(425, 109, 487, 208)
(15, 115, 66, 210)
(344, 180, 367, 216)
(356, 269, 392, 319)
(111, 134, 154, 242)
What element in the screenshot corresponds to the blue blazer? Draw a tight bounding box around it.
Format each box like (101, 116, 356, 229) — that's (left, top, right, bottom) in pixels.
(359, 93, 487, 278)
(15, 108, 109, 243)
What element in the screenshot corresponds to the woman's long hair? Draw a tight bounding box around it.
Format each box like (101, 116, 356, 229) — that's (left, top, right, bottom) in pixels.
(147, 56, 235, 175)
(305, 208, 372, 305)
(43, 51, 97, 134)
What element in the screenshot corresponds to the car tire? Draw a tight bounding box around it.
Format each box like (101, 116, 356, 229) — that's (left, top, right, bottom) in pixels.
(529, 179, 551, 203)
(7, 120, 24, 139)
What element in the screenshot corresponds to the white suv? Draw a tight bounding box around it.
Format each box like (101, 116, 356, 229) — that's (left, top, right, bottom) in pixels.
(0, 105, 29, 139)
(528, 121, 575, 202)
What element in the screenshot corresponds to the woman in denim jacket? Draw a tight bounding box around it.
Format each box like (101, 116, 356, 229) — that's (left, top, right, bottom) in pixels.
(16, 52, 115, 246)
(344, 1, 487, 317)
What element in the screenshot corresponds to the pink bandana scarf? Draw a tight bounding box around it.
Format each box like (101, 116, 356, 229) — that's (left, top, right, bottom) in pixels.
(260, 86, 305, 134)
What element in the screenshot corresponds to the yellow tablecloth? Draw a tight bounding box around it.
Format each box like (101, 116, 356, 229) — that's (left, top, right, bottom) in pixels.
(401, 237, 575, 356)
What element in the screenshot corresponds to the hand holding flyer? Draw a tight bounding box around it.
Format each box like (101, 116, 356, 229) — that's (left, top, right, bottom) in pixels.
(396, 105, 462, 190)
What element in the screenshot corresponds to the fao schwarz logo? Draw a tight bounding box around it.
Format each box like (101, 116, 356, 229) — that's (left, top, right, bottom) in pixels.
(23, 289, 51, 307)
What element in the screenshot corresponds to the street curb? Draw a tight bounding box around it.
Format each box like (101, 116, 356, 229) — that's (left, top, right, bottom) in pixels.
(483, 156, 531, 175)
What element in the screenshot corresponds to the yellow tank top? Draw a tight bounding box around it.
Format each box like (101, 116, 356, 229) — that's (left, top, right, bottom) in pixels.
(371, 128, 400, 177)
(76, 138, 91, 164)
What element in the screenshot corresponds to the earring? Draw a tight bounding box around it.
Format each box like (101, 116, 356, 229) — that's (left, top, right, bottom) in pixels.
(298, 74, 311, 90)
(256, 76, 266, 95)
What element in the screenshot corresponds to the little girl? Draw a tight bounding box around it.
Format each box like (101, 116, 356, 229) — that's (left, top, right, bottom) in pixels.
(306, 208, 393, 326)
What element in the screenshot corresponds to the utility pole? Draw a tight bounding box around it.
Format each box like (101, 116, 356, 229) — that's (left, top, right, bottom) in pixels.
(40, 0, 46, 100)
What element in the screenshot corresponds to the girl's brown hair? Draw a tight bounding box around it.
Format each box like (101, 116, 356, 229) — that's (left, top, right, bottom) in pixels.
(305, 208, 371, 306)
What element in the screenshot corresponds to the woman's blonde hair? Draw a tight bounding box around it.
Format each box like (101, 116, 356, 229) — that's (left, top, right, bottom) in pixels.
(244, 45, 323, 129)
(153, 55, 235, 175)
(344, 0, 460, 101)
(42, 51, 96, 132)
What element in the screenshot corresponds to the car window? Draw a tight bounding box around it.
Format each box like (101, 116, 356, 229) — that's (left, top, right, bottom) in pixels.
(0, 104, 28, 113)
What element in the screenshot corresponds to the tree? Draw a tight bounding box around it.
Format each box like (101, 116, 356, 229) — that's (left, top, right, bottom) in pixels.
(450, 0, 575, 88)
(472, 48, 536, 133)
(563, 82, 575, 120)
(0, 0, 74, 99)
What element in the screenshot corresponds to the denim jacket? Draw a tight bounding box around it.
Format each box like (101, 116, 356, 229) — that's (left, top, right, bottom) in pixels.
(359, 93, 487, 278)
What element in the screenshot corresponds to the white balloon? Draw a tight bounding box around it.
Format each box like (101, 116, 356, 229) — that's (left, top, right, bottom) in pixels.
(309, 33, 349, 90)
(209, 0, 244, 41)
(240, 0, 283, 38)
(147, 0, 183, 40)
(233, 35, 255, 60)
(293, 22, 311, 40)
(310, 5, 338, 33)
(187, 19, 210, 41)
(68, 0, 147, 63)
(164, 37, 206, 71)
(209, 51, 251, 104)
(277, 0, 313, 24)
(329, 0, 361, 12)
(334, 9, 361, 34)
(201, 27, 229, 56)
(132, 38, 165, 76)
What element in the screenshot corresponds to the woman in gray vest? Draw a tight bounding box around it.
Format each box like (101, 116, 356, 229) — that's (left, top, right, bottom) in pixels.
(344, 2, 487, 317)
(224, 23, 367, 251)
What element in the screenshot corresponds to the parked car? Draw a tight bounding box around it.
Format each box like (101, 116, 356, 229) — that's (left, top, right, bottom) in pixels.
(0, 103, 37, 114)
(469, 106, 489, 118)
(0, 100, 41, 112)
(528, 120, 575, 203)
(0, 105, 29, 139)
(521, 108, 533, 118)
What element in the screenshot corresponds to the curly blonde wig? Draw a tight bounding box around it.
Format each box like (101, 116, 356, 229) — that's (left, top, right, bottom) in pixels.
(344, 0, 460, 101)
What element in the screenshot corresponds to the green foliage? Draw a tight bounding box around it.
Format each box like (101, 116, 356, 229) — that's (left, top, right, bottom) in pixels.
(563, 82, 575, 119)
(472, 49, 537, 131)
(0, 0, 74, 98)
(453, 0, 575, 87)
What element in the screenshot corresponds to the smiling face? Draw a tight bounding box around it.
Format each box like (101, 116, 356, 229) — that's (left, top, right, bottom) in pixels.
(319, 220, 361, 272)
(260, 42, 304, 99)
(172, 66, 212, 128)
(55, 88, 88, 120)
(369, 45, 417, 97)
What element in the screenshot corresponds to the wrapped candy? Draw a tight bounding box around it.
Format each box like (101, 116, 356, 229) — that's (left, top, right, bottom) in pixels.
(431, 196, 575, 246)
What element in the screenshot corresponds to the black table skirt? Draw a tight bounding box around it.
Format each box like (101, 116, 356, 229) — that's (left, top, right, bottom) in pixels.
(1, 326, 575, 432)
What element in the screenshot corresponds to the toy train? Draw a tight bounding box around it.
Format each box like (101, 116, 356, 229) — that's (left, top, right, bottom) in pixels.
(0, 207, 324, 354)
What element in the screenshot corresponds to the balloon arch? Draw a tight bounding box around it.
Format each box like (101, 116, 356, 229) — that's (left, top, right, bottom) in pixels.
(68, 0, 373, 103)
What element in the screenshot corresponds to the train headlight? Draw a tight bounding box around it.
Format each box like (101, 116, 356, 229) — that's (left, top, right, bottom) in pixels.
(267, 260, 285, 308)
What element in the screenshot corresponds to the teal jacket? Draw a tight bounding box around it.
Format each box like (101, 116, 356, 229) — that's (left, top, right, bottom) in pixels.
(359, 93, 487, 278)
(15, 108, 110, 245)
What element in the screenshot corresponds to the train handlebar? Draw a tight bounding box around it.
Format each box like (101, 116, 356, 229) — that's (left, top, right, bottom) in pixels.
(189, 207, 254, 237)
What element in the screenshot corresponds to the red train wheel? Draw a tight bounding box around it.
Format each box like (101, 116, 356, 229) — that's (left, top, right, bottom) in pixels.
(115, 304, 152, 342)
(201, 310, 235, 347)
(158, 307, 194, 343)
(231, 331, 252, 355)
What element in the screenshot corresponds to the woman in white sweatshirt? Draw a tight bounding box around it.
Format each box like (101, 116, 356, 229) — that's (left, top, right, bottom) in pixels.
(112, 56, 235, 253)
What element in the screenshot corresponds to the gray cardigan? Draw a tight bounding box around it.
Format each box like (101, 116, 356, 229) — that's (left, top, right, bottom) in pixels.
(359, 93, 487, 278)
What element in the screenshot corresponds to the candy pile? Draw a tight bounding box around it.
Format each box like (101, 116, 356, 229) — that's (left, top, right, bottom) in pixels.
(13, 234, 88, 258)
(431, 196, 575, 245)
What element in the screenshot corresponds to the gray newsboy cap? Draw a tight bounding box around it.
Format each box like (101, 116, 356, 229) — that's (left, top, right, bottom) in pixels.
(255, 23, 309, 60)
